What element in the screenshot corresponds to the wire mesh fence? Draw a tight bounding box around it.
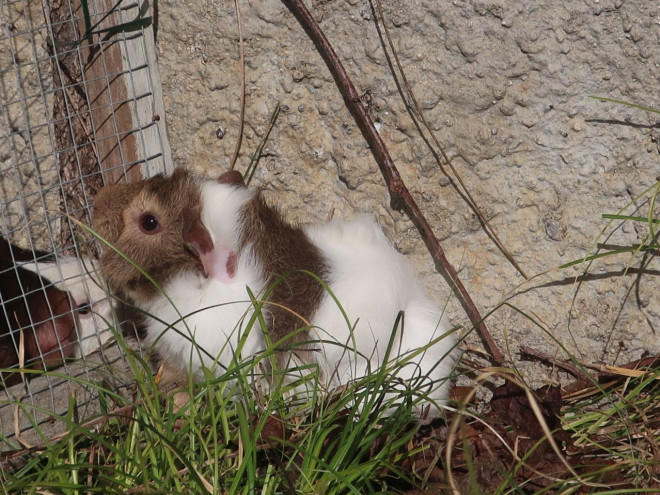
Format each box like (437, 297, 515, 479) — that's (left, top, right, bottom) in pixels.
(0, 0, 171, 450)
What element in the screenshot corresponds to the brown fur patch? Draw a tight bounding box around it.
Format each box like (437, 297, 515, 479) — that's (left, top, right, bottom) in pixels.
(238, 193, 328, 368)
(93, 168, 207, 302)
(0, 240, 78, 386)
(217, 170, 245, 187)
(226, 251, 238, 278)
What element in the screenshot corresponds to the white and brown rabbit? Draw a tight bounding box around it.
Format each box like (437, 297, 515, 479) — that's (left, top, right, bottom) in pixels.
(93, 168, 456, 412)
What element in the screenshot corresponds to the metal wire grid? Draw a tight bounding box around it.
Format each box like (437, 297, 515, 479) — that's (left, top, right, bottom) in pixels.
(0, 0, 171, 449)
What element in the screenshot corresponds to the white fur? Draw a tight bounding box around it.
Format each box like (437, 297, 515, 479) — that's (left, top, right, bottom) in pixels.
(305, 215, 455, 411)
(140, 271, 266, 376)
(200, 181, 255, 256)
(139, 182, 456, 412)
(140, 182, 267, 376)
(20, 257, 115, 357)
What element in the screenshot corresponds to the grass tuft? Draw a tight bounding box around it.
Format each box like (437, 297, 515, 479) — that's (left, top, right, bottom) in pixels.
(1, 288, 456, 494)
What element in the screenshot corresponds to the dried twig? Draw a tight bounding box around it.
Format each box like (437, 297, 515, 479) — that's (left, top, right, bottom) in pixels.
(230, 0, 246, 170)
(281, 0, 504, 365)
(562, 353, 660, 399)
(519, 345, 591, 380)
(244, 103, 282, 185)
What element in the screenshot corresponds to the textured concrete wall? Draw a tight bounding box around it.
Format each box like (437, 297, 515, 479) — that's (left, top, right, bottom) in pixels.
(155, 0, 660, 382)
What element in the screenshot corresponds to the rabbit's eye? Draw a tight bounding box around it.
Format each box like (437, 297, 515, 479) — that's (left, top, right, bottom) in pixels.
(76, 302, 91, 315)
(139, 214, 161, 234)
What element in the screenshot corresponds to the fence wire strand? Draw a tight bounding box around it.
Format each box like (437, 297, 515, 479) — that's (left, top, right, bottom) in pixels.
(0, 0, 170, 450)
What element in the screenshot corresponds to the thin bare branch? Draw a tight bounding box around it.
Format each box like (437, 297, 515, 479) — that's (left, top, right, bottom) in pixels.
(519, 345, 591, 380)
(230, 0, 246, 170)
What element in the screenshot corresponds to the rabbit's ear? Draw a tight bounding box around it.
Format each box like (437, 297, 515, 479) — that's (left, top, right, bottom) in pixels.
(217, 170, 245, 187)
(182, 206, 214, 277)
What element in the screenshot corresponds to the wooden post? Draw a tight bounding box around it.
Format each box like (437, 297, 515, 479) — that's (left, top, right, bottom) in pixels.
(48, 0, 171, 249)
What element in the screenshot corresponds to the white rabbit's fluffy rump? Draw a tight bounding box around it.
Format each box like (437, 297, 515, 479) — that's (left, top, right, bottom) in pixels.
(304, 215, 455, 405)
